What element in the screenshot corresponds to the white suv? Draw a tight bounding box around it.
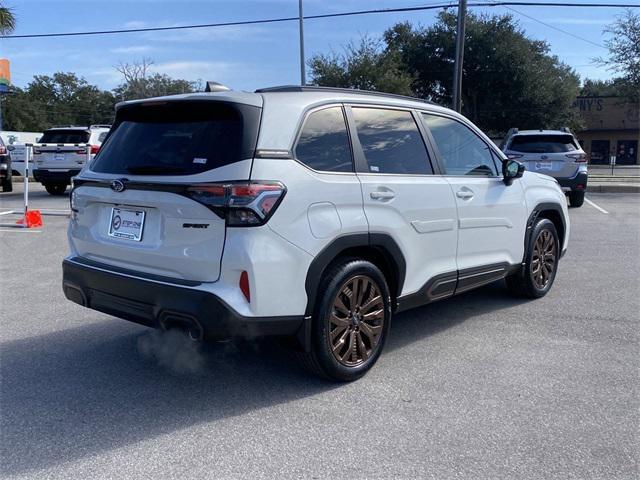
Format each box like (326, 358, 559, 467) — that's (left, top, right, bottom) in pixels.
(63, 86, 570, 381)
(33, 125, 110, 195)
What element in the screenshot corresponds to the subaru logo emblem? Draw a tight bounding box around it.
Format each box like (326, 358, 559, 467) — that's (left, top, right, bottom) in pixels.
(110, 179, 125, 192)
(541, 155, 548, 160)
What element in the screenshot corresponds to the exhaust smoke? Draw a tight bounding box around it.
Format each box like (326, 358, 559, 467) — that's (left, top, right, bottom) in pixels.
(137, 328, 205, 375)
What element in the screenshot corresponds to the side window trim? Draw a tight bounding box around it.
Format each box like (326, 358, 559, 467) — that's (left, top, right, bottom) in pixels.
(419, 111, 504, 178)
(292, 103, 356, 175)
(345, 104, 435, 176)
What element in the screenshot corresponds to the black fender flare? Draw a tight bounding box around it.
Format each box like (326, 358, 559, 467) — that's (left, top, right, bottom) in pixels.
(296, 232, 406, 351)
(523, 202, 567, 263)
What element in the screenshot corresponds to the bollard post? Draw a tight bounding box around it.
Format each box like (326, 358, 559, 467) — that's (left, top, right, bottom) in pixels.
(24, 144, 30, 217)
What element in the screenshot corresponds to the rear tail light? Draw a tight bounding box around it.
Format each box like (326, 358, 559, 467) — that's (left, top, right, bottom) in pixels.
(566, 153, 587, 163)
(0, 146, 6, 155)
(186, 181, 286, 227)
(507, 153, 523, 159)
(90, 145, 100, 155)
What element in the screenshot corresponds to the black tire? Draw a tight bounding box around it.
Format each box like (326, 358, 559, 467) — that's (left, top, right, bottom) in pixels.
(1, 178, 12, 192)
(568, 190, 585, 208)
(44, 183, 67, 196)
(297, 258, 392, 382)
(506, 218, 560, 298)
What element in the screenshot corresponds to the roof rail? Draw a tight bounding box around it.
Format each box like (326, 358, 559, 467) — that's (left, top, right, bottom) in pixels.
(255, 85, 435, 105)
(89, 124, 111, 129)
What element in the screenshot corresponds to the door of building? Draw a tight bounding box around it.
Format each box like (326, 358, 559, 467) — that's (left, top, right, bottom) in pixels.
(590, 140, 610, 165)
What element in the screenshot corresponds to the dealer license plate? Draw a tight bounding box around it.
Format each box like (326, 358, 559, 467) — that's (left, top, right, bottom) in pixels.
(536, 161, 552, 170)
(108, 207, 145, 241)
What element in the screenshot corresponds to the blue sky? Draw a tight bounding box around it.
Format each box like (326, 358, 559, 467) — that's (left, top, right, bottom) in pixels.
(0, 0, 634, 91)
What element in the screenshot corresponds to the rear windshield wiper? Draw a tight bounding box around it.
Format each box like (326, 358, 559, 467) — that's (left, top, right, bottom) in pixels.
(125, 165, 188, 174)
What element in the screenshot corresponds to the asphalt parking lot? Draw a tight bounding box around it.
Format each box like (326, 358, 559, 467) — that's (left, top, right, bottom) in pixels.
(1, 184, 638, 480)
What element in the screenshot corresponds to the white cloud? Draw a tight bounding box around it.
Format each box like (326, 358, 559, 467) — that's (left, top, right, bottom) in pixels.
(123, 20, 148, 29)
(111, 45, 154, 54)
(150, 61, 237, 82)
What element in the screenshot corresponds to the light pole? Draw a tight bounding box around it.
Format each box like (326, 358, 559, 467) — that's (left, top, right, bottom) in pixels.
(452, 0, 467, 113)
(299, 0, 306, 86)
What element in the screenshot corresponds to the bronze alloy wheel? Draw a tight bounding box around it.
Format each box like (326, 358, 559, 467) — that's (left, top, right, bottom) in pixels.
(531, 229, 556, 289)
(329, 275, 385, 367)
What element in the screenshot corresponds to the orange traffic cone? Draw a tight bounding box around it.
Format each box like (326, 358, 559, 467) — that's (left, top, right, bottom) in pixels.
(16, 210, 43, 228)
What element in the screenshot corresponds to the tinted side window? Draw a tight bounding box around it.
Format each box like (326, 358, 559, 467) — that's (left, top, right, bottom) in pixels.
(352, 108, 432, 175)
(295, 107, 353, 172)
(422, 114, 498, 176)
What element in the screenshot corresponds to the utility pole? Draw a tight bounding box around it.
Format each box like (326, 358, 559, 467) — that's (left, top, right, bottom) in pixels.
(298, 0, 306, 86)
(452, 0, 467, 113)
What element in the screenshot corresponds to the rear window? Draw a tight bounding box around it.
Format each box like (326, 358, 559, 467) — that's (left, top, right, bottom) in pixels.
(509, 134, 577, 153)
(40, 130, 90, 144)
(91, 101, 260, 175)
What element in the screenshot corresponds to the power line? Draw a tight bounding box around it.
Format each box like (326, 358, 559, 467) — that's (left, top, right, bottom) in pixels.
(493, 2, 608, 48)
(1, 2, 637, 39)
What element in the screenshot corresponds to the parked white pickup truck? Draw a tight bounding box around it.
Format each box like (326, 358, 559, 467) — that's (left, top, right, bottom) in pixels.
(33, 125, 110, 195)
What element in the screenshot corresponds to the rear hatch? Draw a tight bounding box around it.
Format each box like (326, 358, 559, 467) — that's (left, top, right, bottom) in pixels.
(70, 98, 262, 282)
(34, 129, 90, 170)
(506, 134, 582, 178)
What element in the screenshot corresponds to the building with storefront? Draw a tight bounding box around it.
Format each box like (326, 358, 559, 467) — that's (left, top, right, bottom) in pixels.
(573, 96, 639, 165)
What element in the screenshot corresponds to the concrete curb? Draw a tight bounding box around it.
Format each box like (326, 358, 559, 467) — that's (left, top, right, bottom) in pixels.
(588, 184, 640, 193)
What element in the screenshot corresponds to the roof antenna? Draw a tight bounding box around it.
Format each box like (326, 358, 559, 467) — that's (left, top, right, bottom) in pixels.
(204, 81, 230, 93)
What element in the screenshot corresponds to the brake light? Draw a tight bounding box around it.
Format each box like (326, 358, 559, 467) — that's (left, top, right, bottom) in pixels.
(566, 153, 587, 163)
(186, 181, 286, 227)
(507, 153, 523, 159)
(0, 146, 6, 155)
(90, 145, 100, 155)
(239, 271, 250, 302)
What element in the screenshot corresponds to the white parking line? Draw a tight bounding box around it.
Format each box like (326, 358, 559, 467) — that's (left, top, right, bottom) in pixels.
(585, 197, 609, 214)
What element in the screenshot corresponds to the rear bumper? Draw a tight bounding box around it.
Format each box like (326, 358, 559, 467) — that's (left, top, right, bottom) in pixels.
(33, 169, 81, 184)
(557, 171, 588, 191)
(62, 257, 304, 340)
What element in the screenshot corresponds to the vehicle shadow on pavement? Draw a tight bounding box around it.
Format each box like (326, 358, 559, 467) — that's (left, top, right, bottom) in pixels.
(0, 281, 530, 476)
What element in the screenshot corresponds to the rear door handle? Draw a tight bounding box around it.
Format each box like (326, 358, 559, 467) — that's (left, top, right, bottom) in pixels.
(456, 189, 474, 200)
(370, 191, 396, 200)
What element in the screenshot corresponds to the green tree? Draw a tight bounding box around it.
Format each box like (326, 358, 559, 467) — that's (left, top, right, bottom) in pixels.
(113, 58, 199, 101)
(594, 9, 640, 101)
(0, 2, 16, 35)
(308, 36, 413, 96)
(3, 73, 115, 131)
(580, 78, 629, 97)
(385, 12, 581, 134)
(309, 12, 582, 135)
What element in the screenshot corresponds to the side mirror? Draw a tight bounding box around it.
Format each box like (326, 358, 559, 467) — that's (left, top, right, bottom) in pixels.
(502, 159, 525, 186)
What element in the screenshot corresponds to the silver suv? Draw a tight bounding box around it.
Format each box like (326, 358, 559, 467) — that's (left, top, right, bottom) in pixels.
(502, 129, 587, 207)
